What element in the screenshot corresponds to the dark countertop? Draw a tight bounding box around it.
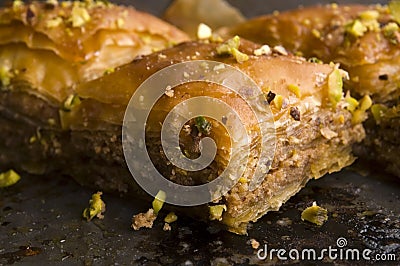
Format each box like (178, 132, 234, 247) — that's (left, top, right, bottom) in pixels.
(1, 169, 399, 265)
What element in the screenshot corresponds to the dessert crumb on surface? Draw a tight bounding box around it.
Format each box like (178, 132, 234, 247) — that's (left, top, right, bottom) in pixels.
(163, 223, 172, 231)
(250, 238, 260, 249)
(131, 208, 157, 230)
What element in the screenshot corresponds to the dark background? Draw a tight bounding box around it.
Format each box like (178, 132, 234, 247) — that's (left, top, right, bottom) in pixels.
(104, 0, 390, 17)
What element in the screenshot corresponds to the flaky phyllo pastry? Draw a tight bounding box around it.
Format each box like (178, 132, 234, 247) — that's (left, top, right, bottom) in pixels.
(1, 1, 366, 234)
(220, 3, 400, 177)
(0, 0, 189, 102)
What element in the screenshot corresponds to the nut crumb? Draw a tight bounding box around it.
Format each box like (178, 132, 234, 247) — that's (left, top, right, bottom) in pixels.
(273, 45, 288, 55)
(131, 208, 157, 230)
(163, 223, 172, 231)
(254, 45, 271, 56)
(250, 239, 260, 249)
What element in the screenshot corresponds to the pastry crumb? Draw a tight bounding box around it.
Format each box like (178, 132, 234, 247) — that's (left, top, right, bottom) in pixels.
(131, 208, 157, 230)
(250, 239, 260, 249)
(163, 223, 172, 231)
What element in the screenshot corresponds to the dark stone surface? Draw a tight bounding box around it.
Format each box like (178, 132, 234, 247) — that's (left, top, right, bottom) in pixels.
(1, 170, 399, 265)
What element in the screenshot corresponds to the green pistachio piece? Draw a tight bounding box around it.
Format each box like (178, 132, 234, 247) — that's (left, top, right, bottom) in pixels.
(82, 191, 106, 221)
(328, 69, 343, 108)
(152, 190, 166, 214)
(301, 202, 328, 226)
(0, 170, 21, 188)
(209, 204, 227, 221)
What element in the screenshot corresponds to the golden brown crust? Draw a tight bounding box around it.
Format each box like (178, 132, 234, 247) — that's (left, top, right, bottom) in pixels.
(0, 34, 366, 234)
(73, 40, 340, 129)
(61, 40, 366, 233)
(0, 1, 189, 102)
(0, 1, 189, 62)
(219, 4, 400, 102)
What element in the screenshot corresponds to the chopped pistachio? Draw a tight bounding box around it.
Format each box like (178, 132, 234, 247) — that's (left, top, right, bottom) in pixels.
(46, 17, 63, 28)
(116, 18, 124, 28)
(0, 170, 21, 188)
(209, 204, 227, 221)
(82, 191, 106, 221)
(231, 48, 249, 63)
(294, 51, 304, 57)
(62, 94, 81, 111)
(346, 19, 367, 37)
(360, 10, 380, 21)
(12, 0, 24, 11)
(216, 36, 249, 63)
(0, 66, 13, 87)
(371, 104, 389, 124)
(48, 118, 56, 126)
(164, 212, 178, 223)
(70, 5, 91, 27)
(337, 114, 345, 124)
(350, 95, 372, 124)
(152, 190, 166, 214)
(287, 84, 301, 98)
(383, 22, 400, 43)
(361, 16, 380, 32)
(301, 202, 328, 226)
(389, 0, 400, 24)
(217, 35, 240, 53)
(238, 177, 248, 183)
(327, 68, 343, 108)
(308, 57, 323, 64)
(29, 135, 37, 144)
(197, 23, 212, 39)
(345, 92, 359, 112)
(272, 94, 284, 110)
(210, 33, 223, 43)
(359, 95, 372, 111)
(195, 116, 212, 135)
(311, 28, 321, 38)
(351, 109, 367, 125)
(65, 28, 73, 37)
(61, 1, 72, 8)
(104, 67, 115, 75)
